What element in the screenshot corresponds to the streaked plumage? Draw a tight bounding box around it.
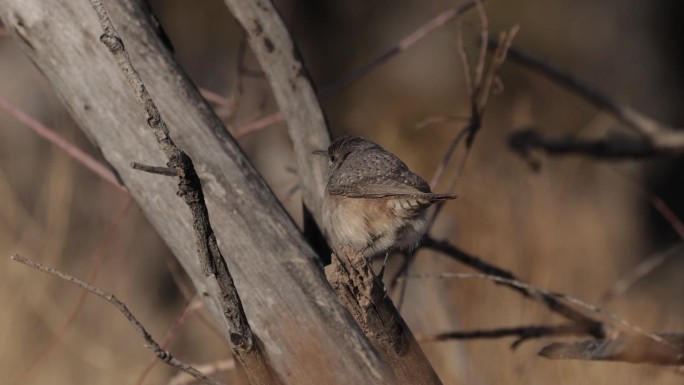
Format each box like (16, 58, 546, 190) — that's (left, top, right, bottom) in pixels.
(318, 136, 455, 259)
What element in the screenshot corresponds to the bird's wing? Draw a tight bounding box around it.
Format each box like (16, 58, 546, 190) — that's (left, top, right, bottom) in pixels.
(328, 150, 433, 197)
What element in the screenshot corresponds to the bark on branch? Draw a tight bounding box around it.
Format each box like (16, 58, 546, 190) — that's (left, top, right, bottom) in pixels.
(0, 0, 392, 383)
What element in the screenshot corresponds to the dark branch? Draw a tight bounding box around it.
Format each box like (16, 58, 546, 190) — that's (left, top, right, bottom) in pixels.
(131, 162, 179, 176)
(419, 323, 585, 349)
(490, 39, 684, 148)
(420, 236, 606, 339)
(508, 129, 670, 170)
(489, 40, 684, 162)
(88, 0, 255, 354)
(540, 333, 684, 365)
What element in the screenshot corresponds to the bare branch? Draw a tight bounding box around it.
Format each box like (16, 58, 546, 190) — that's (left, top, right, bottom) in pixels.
(136, 296, 200, 385)
(233, 110, 284, 138)
(89, 0, 256, 353)
(495, 40, 684, 160)
(13, 199, 133, 385)
(600, 173, 684, 302)
(11, 255, 225, 385)
(169, 359, 236, 385)
(419, 323, 585, 349)
(455, 20, 473, 97)
(221, 0, 331, 232)
(86, 2, 283, 383)
(131, 162, 179, 176)
(320, 0, 481, 98)
(325, 247, 442, 384)
(392, 21, 519, 307)
(0, 0, 394, 381)
(540, 334, 684, 365)
(0, 96, 125, 191)
(472, 0, 488, 91)
(420, 236, 605, 338)
(429, 126, 471, 189)
(403, 271, 671, 349)
(232, 0, 481, 138)
(508, 129, 667, 170)
(199, 88, 234, 110)
(478, 26, 518, 112)
(601, 244, 683, 302)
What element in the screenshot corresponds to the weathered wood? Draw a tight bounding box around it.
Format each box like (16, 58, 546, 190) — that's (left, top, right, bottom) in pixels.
(0, 0, 394, 383)
(221, 0, 330, 232)
(326, 247, 442, 384)
(88, 1, 278, 382)
(225, 1, 444, 382)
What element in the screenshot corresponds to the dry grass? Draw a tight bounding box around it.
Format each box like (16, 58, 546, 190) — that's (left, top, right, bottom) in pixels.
(1, 0, 682, 384)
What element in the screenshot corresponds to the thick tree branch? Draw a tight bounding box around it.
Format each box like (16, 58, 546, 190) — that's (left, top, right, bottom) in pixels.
(87, 2, 274, 381)
(0, 1, 391, 383)
(325, 247, 442, 384)
(220, 0, 330, 232)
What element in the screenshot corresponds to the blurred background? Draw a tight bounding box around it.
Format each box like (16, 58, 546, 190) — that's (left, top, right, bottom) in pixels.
(1, 0, 683, 383)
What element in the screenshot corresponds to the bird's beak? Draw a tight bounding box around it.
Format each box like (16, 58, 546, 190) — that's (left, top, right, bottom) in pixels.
(312, 150, 327, 157)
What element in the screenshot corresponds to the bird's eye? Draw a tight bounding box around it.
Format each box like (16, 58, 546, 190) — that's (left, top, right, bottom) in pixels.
(329, 154, 336, 162)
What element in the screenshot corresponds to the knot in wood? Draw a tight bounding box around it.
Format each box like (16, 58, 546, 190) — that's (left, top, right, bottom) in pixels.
(99, 34, 124, 52)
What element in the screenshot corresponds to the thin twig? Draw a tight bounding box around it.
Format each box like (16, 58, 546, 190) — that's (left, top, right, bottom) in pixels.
(601, 243, 683, 303)
(11, 255, 225, 385)
(199, 88, 235, 110)
(508, 129, 668, 167)
(319, 0, 480, 98)
(429, 126, 471, 189)
(233, 111, 284, 138)
(131, 162, 179, 176)
(418, 323, 584, 349)
(233, 0, 481, 138)
(394, 17, 519, 305)
(611, 168, 684, 240)
(165, 259, 226, 340)
(496, 40, 684, 151)
(421, 236, 606, 338)
(0, 96, 125, 191)
(235, 34, 265, 79)
(478, 26, 519, 112)
(403, 271, 669, 348)
(169, 359, 236, 385)
(597, 169, 684, 302)
(135, 296, 201, 385)
(472, 0, 488, 90)
(14, 198, 133, 385)
(455, 20, 473, 97)
(415, 115, 470, 130)
(540, 333, 684, 365)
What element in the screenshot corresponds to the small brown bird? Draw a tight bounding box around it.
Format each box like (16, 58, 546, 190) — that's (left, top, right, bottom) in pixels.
(315, 136, 455, 269)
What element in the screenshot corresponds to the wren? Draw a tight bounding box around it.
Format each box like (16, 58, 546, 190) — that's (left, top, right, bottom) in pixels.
(315, 136, 455, 268)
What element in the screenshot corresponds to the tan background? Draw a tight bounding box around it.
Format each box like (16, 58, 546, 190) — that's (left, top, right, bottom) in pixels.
(1, 0, 683, 383)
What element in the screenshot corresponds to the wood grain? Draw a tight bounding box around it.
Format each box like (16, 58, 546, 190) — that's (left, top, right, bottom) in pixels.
(0, 0, 392, 383)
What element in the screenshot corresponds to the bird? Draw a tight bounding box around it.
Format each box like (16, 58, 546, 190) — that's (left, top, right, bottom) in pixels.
(314, 135, 455, 274)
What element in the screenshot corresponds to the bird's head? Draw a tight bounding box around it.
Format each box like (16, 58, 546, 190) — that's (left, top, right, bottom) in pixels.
(313, 135, 378, 168)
